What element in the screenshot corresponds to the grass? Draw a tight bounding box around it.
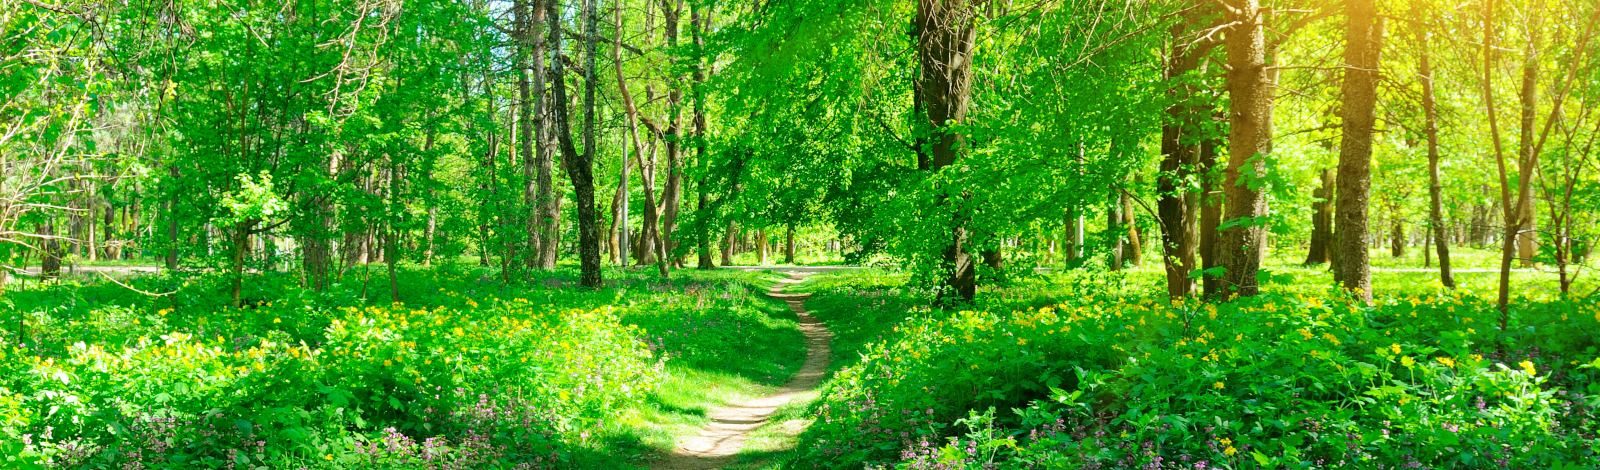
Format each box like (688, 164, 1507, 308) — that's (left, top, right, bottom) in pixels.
(1, 262, 811, 469)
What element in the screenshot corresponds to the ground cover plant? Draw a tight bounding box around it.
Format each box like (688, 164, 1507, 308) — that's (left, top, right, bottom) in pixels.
(0, 267, 806, 469)
(792, 268, 1600, 469)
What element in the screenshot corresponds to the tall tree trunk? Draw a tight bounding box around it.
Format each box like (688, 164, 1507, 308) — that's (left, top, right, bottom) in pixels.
(1335, 0, 1383, 303)
(1483, 0, 1516, 323)
(916, 0, 979, 302)
(526, 0, 558, 271)
(692, 4, 715, 270)
(1199, 134, 1223, 298)
(547, 0, 603, 288)
(615, 5, 665, 275)
(1418, 21, 1455, 287)
(517, 0, 536, 268)
(1217, 0, 1274, 298)
(1512, 2, 1540, 269)
(658, 0, 684, 268)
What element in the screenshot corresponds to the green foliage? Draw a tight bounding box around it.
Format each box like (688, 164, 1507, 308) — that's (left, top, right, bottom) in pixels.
(0, 267, 806, 469)
(795, 270, 1600, 469)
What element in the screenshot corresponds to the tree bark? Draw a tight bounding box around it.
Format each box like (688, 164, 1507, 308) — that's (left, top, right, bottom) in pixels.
(721, 220, 736, 266)
(1108, 190, 1124, 271)
(916, 0, 979, 302)
(1390, 217, 1405, 258)
(1483, 0, 1516, 322)
(692, 4, 715, 270)
(1216, 0, 1274, 298)
(40, 220, 61, 280)
(1199, 133, 1223, 298)
(658, 0, 684, 268)
(1304, 169, 1334, 265)
(1417, 20, 1455, 287)
(1123, 191, 1141, 266)
(784, 224, 796, 264)
(1335, 0, 1383, 303)
(1513, 4, 1540, 269)
(756, 228, 768, 265)
(229, 220, 256, 307)
(546, 0, 603, 287)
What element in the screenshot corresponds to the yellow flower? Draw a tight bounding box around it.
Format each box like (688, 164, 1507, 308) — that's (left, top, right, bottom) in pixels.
(1437, 357, 1456, 368)
(1389, 343, 1402, 355)
(384, 359, 393, 367)
(1225, 446, 1238, 456)
(1520, 361, 1537, 376)
(1213, 381, 1225, 390)
(273, 318, 282, 324)
(326, 454, 334, 461)
(1218, 438, 1232, 446)
(1401, 356, 1415, 368)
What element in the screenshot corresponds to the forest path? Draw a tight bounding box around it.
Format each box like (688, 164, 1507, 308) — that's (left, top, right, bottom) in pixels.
(651, 273, 832, 470)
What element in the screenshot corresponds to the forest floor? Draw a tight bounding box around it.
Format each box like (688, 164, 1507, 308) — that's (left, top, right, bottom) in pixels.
(652, 273, 833, 470)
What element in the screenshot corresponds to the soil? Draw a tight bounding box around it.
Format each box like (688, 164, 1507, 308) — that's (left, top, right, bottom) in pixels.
(650, 272, 832, 470)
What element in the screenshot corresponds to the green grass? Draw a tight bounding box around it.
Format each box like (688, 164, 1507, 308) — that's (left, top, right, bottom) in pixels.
(1, 263, 810, 469)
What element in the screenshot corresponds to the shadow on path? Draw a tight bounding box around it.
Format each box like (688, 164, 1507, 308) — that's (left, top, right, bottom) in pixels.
(651, 273, 832, 470)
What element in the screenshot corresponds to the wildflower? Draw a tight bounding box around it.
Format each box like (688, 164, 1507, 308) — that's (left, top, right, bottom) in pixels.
(1389, 343, 1402, 355)
(1401, 356, 1415, 368)
(1224, 446, 1237, 456)
(1213, 381, 1225, 390)
(1520, 361, 1536, 376)
(1436, 357, 1455, 368)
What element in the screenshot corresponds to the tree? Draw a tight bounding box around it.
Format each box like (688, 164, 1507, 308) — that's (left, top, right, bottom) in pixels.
(916, 0, 980, 302)
(1334, 0, 1384, 303)
(1215, 0, 1274, 298)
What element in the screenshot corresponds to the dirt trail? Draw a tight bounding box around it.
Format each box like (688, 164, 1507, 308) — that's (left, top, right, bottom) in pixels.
(652, 273, 832, 470)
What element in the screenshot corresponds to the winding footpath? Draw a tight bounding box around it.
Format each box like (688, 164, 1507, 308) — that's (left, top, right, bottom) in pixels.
(653, 273, 833, 470)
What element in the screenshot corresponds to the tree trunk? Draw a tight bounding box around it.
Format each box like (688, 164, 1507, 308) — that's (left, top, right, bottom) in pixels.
(1483, 0, 1516, 322)
(1390, 217, 1405, 258)
(40, 220, 61, 280)
(1304, 169, 1334, 264)
(756, 228, 768, 265)
(1122, 191, 1141, 266)
(1199, 133, 1223, 298)
(547, 0, 602, 288)
(229, 220, 256, 307)
(916, 0, 979, 302)
(1108, 190, 1124, 271)
(721, 220, 736, 266)
(1418, 22, 1454, 287)
(784, 224, 796, 264)
(658, 0, 684, 268)
(1334, 0, 1383, 303)
(1512, 2, 1540, 269)
(1216, 0, 1274, 298)
(692, 4, 715, 270)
